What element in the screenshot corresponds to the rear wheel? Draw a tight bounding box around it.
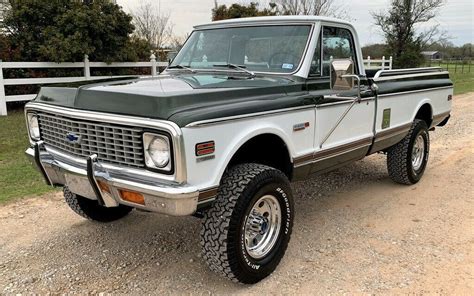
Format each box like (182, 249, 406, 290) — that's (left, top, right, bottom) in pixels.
(387, 119, 430, 184)
(64, 187, 133, 222)
(200, 163, 294, 284)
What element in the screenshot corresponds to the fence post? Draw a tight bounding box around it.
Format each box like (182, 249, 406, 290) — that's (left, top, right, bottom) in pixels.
(84, 54, 91, 80)
(0, 60, 6, 116)
(389, 56, 393, 70)
(367, 56, 371, 68)
(150, 53, 157, 76)
(382, 56, 386, 70)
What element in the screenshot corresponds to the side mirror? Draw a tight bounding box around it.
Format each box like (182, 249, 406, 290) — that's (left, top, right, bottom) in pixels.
(330, 59, 354, 90)
(330, 59, 361, 99)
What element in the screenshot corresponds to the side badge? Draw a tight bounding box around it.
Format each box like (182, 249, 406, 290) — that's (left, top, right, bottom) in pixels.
(293, 122, 310, 132)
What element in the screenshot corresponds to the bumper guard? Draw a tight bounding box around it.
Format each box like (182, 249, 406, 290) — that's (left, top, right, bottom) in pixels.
(26, 146, 199, 216)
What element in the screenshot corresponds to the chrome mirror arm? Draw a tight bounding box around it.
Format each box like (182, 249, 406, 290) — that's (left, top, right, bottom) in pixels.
(341, 74, 361, 101)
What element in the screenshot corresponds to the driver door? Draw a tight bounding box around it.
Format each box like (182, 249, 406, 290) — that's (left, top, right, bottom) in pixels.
(307, 25, 375, 174)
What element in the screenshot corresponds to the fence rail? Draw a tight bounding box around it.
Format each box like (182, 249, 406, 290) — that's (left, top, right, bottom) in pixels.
(423, 58, 472, 73)
(363, 56, 393, 70)
(0, 54, 168, 116)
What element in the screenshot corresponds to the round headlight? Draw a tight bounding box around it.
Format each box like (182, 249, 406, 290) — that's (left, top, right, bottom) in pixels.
(146, 136, 170, 168)
(27, 114, 40, 140)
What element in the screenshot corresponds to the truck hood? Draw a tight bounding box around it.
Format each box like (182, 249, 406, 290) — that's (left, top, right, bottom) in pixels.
(34, 74, 315, 127)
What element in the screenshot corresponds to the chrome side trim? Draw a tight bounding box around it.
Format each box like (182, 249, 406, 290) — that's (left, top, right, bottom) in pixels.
(373, 71, 450, 82)
(185, 105, 316, 128)
(374, 123, 412, 142)
(185, 86, 451, 128)
(25, 102, 187, 184)
(294, 137, 373, 168)
(315, 96, 375, 108)
(373, 67, 444, 79)
(377, 86, 454, 98)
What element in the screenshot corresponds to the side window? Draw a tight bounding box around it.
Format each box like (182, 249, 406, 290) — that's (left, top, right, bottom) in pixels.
(309, 31, 322, 76)
(322, 27, 357, 76)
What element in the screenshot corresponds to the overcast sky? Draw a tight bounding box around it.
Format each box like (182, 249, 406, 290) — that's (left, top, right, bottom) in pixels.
(117, 0, 473, 46)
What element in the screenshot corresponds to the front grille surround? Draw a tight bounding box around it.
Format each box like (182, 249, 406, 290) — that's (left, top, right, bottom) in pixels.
(37, 112, 145, 168)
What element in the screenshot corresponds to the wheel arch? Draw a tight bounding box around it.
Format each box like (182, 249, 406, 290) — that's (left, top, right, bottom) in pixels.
(413, 100, 433, 128)
(224, 132, 294, 181)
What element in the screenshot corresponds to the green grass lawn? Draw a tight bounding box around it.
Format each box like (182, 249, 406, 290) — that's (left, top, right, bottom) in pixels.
(0, 108, 56, 203)
(0, 65, 473, 204)
(424, 62, 474, 95)
(449, 71, 474, 95)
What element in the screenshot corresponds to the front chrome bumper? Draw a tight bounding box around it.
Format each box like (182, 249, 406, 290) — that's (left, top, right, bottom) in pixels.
(26, 143, 199, 216)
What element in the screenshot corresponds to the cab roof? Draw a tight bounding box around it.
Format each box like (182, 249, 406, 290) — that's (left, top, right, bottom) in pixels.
(194, 16, 352, 30)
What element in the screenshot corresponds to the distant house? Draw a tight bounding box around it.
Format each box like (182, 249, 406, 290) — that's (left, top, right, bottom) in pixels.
(421, 51, 443, 60)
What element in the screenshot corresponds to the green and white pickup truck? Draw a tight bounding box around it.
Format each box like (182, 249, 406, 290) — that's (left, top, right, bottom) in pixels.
(25, 16, 452, 283)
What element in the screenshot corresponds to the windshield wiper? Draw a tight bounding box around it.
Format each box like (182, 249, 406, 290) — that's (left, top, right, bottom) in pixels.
(167, 64, 196, 73)
(213, 63, 256, 78)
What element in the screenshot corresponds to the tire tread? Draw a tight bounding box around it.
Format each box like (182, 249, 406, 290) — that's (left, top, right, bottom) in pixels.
(387, 119, 429, 185)
(200, 163, 290, 283)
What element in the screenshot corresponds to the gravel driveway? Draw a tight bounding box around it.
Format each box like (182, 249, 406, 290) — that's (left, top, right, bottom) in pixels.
(1, 93, 473, 295)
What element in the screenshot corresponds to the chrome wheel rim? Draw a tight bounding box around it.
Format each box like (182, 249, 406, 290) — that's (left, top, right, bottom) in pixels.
(244, 195, 281, 259)
(412, 134, 425, 171)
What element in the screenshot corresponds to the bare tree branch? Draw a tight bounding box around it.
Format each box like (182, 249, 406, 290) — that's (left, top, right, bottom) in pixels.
(272, 0, 350, 19)
(131, 1, 173, 50)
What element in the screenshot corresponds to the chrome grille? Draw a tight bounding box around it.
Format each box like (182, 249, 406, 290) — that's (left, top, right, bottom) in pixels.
(37, 112, 145, 168)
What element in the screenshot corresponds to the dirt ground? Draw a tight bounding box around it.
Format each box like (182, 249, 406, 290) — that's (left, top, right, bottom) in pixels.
(1, 93, 473, 295)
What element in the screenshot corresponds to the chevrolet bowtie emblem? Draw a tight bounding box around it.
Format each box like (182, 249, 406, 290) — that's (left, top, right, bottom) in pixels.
(66, 132, 81, 144)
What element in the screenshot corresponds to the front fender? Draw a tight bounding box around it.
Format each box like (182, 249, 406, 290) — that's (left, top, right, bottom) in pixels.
(181, 108, 315, 189)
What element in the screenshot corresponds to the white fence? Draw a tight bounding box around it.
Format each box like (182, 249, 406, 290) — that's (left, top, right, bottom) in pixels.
(0, 54, 168, 116)
(363, 56, 393, 70)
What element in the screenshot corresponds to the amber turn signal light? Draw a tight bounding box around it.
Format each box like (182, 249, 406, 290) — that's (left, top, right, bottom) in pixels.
(119, 190, 145, 205)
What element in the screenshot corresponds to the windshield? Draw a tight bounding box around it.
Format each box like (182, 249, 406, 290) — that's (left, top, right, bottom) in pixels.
(170, 25, 312, 74)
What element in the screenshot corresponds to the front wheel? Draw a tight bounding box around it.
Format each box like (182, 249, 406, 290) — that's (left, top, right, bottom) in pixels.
(387, 119, 430, 184)
(200, 163, 294, 284)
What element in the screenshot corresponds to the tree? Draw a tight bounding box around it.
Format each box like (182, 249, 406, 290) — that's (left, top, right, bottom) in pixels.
(212, 1, 277, 21)
(372, 0, 445, 68)
(3, 0, 150, 62)
(361, 43, 389, 58)
(132, 0, 173, 50)
(271, 0, 349, 19)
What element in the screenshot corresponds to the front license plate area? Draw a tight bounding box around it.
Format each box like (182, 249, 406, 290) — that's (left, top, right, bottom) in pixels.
(64, 173, 97, 200)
